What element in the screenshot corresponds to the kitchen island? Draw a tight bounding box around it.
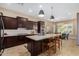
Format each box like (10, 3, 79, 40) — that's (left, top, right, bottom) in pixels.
(1, 29, 61, 55)
(26, 34, 61, 56)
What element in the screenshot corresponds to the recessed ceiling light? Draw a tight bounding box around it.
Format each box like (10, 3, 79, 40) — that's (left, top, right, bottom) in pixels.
(39, 5, 43, 8)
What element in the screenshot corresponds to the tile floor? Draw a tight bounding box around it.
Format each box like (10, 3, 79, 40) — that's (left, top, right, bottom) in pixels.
(2, 38, 79, 56)
(58, 38, 79, 56)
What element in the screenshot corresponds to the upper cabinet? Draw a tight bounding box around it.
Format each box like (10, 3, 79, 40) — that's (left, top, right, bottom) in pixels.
(25, 21, 37, 30)
(3, 16, 18, 29)
(2, 16, 37, 30)
(16, 16, 37, 30)
(37, 21, 45, 33)
(16, 16, 28, 28)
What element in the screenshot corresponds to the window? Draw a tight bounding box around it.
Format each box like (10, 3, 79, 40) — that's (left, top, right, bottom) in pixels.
(57, 23, 73, 34)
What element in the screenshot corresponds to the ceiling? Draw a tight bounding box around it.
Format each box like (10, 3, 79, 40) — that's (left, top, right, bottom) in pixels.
(0, 3, 79, 21)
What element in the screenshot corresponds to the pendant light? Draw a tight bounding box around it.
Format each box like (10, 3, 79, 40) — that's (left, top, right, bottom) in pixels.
(50, 6, 54, 19)
(50, 15, 54, 19)
(38, 5, 44, 17)
(38, 10, 44, 17)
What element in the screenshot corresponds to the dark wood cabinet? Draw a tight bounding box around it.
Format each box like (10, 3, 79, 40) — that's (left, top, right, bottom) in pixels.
(27, 38, 56, 56)
(27, 40, 42, 56)
(37, 21, 45, 33)
(2, 16, 37, 30)
(16, 16, 28, 28)
(1, 16, 38, 49)
(17, 16, 37, 30)
(4, 36, 28, 48)
(3, 16, 18, 29)
(4, 36, 18, 48)
(25, 21, 36, 30)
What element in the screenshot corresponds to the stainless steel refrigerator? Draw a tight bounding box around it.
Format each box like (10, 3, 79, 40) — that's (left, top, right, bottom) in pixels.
(0, 12, 5, 56)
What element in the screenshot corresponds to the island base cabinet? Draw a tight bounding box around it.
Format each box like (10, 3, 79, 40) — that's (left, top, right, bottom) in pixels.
(27, 38, 56, 56)
(27, 39, 55, 56)
(27, 40, 42, 56)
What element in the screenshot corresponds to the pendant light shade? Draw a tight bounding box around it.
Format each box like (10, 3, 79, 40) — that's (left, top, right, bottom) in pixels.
(50, 15, 54, 19)
(38, 10, 44, 17)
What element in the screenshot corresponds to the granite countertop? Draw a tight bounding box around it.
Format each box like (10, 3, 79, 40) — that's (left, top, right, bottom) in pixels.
(26, 34, 61, 41)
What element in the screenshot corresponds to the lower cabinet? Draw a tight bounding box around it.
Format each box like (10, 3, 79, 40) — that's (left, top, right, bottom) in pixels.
(4, 36, 18, 48)
(4, 36, 27, 48)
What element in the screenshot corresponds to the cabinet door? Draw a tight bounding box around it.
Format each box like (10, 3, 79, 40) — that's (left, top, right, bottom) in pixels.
(37, 21, 45, 33)
(3, 16, 18, 29)
(17, 17, 28, 28)
(4, 37, 18, 48)
(25, 21, 36, 30)
(17, 17, 37, 30)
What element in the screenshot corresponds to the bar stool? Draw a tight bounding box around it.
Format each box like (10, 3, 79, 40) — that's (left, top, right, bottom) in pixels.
(55, 35, 62, 50)
(47, 38, 56, 55)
